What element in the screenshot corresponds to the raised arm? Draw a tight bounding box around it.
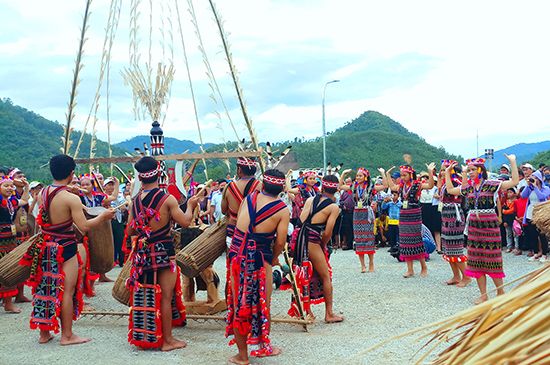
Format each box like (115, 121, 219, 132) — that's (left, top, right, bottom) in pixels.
(17, 180, 30, 206)
(338, 169, 353, 191)
(421, 163, 436, 190)
(500, 154, 519, 191)
(385, 167, 400, 192)
(286, 169, 300, 195)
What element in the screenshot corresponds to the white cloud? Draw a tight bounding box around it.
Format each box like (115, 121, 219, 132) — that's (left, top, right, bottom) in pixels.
(1, 0, 550, 159)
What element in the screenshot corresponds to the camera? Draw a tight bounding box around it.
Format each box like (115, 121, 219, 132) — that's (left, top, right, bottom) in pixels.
(528, 178, 535, 184)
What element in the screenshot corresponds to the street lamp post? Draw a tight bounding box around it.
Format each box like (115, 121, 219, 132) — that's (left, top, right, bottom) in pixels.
(322, 79, 340, 174)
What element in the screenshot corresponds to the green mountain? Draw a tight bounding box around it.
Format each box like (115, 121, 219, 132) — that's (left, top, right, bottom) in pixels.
(115, 136, 214, 155)
(272, 111, 461, 174)
(0, 98, 127, 181)
(0, 99, 461, 182)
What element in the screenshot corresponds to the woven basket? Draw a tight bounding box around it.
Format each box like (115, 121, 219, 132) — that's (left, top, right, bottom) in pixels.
(532, 200, 550, 236)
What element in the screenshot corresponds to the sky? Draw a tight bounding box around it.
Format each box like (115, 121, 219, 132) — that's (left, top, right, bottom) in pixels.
(1, 0, 550, 158)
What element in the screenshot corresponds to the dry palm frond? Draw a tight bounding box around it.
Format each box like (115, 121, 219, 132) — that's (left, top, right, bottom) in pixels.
(122, 62, 175, 122)
(187, 0, 240, 142)
(207, 0, 263, 173)
(62, 0, 93, 155)
(354, 264, 550, 365)
(73, 0, 121, 159)
(174, 0, 208, 179)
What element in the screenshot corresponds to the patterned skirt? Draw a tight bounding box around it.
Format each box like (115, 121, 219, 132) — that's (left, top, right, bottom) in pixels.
(441, 203, 467, 262)
(399, 207, 427, 261)
(464, 210, 504, 279)
(353, 207, 375, 255)
(0, 235, 18, 298)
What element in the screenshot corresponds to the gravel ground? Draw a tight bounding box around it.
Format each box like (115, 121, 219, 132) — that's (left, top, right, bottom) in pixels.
(0, 248, 539, 365)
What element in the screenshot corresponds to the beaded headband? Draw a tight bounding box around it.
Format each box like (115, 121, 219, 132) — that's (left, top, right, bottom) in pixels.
(466, 158, 486, 166)
(0, 177, 13, 185)
(138, 167, 160, 179)
(322, 180, 339, 189)
(80, 173, 92, 181)
(400, 165, 415, 174)
(303, 171, 317, 178)
(237, 157, 256, 167)
(357, 167, 369, 176)
(8, 168, 21, 179)
(441, 159, 457, 167)
(263, 174, 286, 186)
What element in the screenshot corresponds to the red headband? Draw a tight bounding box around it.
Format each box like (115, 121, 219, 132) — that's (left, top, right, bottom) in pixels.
(322, 180, 339, 189)
(263, 174, 286, 186)
(357, 167, 369, 176)
(466, 158, 485, 166)
(441, 159, 457, 167)
(237, 157, 256, 167)
(400, 165, 415, 174)
(303, 171, 316, 178)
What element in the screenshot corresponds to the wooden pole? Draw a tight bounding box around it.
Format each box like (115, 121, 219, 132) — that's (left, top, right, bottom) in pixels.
(81, 311, 312, 326)
(74, 150, 261, 165)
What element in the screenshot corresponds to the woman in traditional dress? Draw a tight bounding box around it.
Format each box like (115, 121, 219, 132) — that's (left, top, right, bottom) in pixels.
(0, 176, 29, 313)
(287, 170, 319, 227)
(438, 160, 470, 287)
(340, 168, 384, 273)
(382, 163, 436, 278)
(445, 154, 518, 304)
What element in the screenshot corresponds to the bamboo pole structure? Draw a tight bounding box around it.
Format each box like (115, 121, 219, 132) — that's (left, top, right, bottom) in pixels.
(81, 311, 312, 326)
(74, 150, 262, 165)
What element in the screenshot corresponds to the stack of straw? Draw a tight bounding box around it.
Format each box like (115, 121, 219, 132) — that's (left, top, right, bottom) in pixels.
(357, 264, 550, 365)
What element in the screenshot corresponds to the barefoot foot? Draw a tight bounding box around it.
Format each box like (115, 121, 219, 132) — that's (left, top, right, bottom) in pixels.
(403, 272, 414, 278)
(474, 295, 488, 305)
(60, 334, 91, 346)
(228, 355, 249, 365)
(161, 338, 187, 352)
(325, 314, 344, 323)
(445, 279, 459, 285)
(456, 278, 472, 288)
(361, 267, 366, 273)
(4, 304, 21, 313)
(39, 333, 54, 344)
(420, 270, 428, 278)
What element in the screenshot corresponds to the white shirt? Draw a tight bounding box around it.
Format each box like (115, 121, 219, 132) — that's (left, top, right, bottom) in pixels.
(210, 191, 223, 222)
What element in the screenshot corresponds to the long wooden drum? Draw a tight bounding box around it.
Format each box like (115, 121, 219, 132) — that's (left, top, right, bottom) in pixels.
(85, 207, 114, 274)
(112, 259, 132, 306)
(0, 234, 39, 287)
(176, 219, 227, 278)
(533, 200, 550, 236)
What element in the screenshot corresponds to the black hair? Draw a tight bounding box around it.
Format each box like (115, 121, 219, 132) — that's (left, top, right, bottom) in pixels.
(518, 168, 524, 178)
(217, 178, 226, 184)
(237, 164, 257, 177)
(322, 175, 338, 194)
(135, 156, 159, 184)
(263, 169, 285, 196)
(479, 165, 488, 180)
(50, 154, 76, 181)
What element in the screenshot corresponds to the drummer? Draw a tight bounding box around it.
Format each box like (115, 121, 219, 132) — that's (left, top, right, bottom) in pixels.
(21, 154, 115, 345)
(125, 156, 202, 351)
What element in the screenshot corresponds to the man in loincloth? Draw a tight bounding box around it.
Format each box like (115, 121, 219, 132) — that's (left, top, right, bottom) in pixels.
(125, 156, 202, 351)
(286, 174, 344, 323)
(226, 169, 290, 365)
(21, 154, 115, 345)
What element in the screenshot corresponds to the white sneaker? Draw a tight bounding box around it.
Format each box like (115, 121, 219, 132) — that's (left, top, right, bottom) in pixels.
(528, 255, 540, 262)
(539, 256, 548, 263)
